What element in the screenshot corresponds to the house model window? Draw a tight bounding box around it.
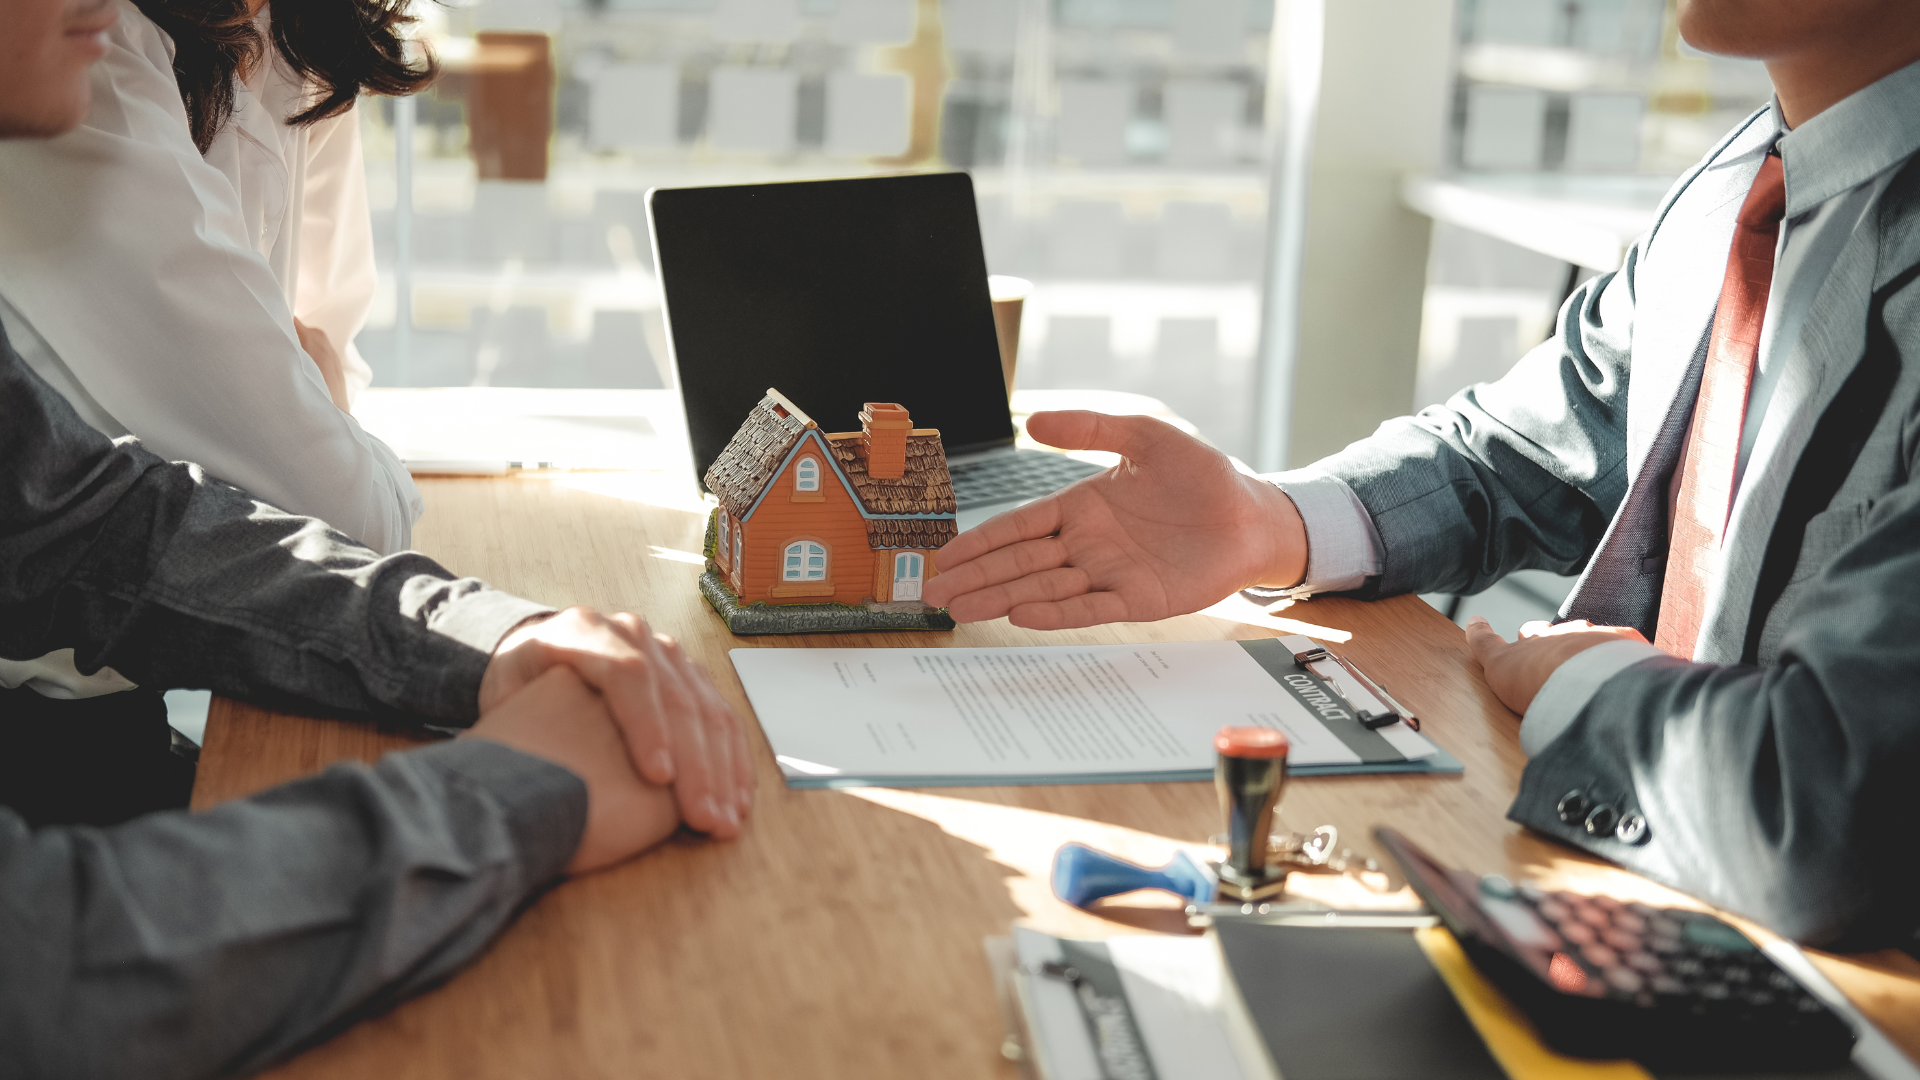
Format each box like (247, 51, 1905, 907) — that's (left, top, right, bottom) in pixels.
(795, 456, 820, 492)
(732, 530, 742, 578)
(717, 510, 730, 562)
(783, 540, 827, 581)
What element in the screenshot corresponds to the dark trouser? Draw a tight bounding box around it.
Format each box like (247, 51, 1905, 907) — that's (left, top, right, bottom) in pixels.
(0, 685, 196, 827)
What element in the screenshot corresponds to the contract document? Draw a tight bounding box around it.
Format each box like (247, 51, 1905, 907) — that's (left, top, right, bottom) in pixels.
(731, 639, 1461, 788)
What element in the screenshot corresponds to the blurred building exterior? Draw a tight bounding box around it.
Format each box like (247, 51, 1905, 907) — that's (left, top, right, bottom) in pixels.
(357, 0, 1278, 460)
(1418, 0, 1771, 416)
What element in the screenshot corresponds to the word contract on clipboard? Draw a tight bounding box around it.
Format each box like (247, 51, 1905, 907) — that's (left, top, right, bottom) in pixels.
(731, 635, 1457, 788)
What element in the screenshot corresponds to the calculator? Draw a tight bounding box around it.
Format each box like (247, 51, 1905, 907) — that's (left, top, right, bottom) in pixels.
(1374, 827, 1856, 1071)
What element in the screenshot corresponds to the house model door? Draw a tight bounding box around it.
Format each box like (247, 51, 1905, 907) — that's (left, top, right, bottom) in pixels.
(893, 552, 923, 602)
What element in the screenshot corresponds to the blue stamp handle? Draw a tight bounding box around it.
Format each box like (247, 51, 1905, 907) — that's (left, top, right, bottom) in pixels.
(1051, 842, 1216, 909)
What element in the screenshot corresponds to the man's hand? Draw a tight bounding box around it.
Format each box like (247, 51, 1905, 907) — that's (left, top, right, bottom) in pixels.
(293, 317, 352, 411)
(921, 411, 1308, 629)
(479, 607, 754, 838)
(1465, 616, 1649, 715)
(465, 666, 680, 875)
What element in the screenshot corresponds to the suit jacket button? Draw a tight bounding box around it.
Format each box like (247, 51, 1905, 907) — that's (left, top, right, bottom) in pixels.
(1557, 791, 1591, 825)
(1615, 813, 1650, 845)
(1584, 804, 1619, 836)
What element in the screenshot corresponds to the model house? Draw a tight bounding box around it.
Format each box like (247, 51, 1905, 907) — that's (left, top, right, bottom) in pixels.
(704, 389, 956, 608)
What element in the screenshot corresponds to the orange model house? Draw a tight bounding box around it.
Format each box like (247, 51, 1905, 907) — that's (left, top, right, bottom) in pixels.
(703, 389, 955, 610)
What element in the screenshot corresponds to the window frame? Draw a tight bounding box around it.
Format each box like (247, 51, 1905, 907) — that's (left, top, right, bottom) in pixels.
(782, 539, 829, 582)
(795, 456, 821, 492)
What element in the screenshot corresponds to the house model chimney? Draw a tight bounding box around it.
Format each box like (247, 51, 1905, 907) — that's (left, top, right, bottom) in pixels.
(859, 402, 910, 479)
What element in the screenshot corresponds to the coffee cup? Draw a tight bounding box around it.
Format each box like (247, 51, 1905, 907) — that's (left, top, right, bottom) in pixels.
(987, 274, 1032, 401)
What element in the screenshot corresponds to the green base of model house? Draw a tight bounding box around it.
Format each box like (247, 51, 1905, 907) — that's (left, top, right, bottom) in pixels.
(698, 567, 956, 635)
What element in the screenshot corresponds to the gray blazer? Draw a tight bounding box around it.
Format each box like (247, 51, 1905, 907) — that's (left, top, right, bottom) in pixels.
(0, 319, 586, 1078)
(1318, 115, 1920, 948)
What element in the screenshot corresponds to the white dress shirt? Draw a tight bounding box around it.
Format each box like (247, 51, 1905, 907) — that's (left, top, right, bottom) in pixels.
(0, 2, 420, 698)
(1268, 59, 1920, 755)
(0, 1, 417, 554)
(206, 6, 380, 404)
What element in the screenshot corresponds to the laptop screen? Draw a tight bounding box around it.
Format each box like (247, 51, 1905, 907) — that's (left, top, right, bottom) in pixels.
(648, 172, 1014, 489)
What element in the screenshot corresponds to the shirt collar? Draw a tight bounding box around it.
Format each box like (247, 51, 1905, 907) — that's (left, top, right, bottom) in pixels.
(1775, 57, 1920, 216)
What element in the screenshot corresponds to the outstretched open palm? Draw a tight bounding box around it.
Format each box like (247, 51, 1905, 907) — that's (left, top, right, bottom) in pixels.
(922, 411, 1308, 629)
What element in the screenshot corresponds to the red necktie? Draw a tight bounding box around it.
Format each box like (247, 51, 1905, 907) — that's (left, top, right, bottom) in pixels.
(1655, 152, 1787, 658)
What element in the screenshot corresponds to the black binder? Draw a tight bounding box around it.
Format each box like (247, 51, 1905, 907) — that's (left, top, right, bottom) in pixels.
(1216, 920, 1506, 1080)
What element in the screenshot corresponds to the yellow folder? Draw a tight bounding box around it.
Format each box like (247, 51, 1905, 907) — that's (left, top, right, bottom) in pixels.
(1415, 926, 1655, 1080)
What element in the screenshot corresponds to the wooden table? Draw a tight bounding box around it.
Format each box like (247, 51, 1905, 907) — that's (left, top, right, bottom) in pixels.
(194, 472, 1920, 1078)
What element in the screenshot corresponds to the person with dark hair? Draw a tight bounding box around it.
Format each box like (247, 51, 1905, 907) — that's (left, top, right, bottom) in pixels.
(0, 0, 435, 762)
(0, 0, 426, 564)
(0, 3, 753, 1073)
(131, 0, 431, 156)
(127, 0, 436, 412)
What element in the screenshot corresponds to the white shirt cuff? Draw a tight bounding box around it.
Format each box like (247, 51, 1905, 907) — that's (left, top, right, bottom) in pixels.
(1265, 472, 1384, 594)
(1520, 639, 1668, 756)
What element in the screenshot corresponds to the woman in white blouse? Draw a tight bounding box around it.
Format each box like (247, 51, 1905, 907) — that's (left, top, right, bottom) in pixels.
(0, 0, 429, 558)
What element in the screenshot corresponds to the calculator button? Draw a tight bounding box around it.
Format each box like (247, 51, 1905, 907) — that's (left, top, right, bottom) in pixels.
(1670, 958, 1706, 977)
(1602, 928, 1640, 951)
(1605, 967, 1646, 994)
(1560, 922, 1598, 945)
(1766, 971, 1796, 991)
(1582, 943, 1621, 969)
(1479, 875, 1517, 900)
(1613, 911, 1647, 933)
(1699, 983, 1732, 1000)
(1793, 995, 1825, 1013)
(1535, 898, 1570, 923)
(1651, 975, 1687, 995)
(1627, 952, 1663, 974)
(1647, 915, 1683, 937)
(1575, 905, 1613, 929)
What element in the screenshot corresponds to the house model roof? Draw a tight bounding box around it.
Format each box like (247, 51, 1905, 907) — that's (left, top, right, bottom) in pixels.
(703, 389, 958, 551)
(703, 390, 815, 514)
(825, 431, 957, 549)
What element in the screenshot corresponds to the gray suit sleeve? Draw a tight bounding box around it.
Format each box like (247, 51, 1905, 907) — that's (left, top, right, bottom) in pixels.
(1508, 471, 1920, 951)
(0, 327, 586, 1074)
(1311, 250, 1639, 599)
(0, 326, 550, 724)
(0, 738, 587, 1080)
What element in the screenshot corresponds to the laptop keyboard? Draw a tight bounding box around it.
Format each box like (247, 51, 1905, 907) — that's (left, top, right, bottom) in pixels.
(949, 451, 1104, 508)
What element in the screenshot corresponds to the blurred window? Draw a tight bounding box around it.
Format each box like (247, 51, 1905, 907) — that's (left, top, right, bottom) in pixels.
(359, 0, 1281, 460)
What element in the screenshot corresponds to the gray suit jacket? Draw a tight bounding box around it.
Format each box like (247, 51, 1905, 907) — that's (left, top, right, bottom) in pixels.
(0, 318, 588, 1078)
(1318, 111, 1920, 949)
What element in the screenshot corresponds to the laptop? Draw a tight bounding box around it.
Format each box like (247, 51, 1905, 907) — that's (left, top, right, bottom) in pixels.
(645, 171, 1101, 532)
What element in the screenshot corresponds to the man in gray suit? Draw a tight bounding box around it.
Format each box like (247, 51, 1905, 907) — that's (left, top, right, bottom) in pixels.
(928, 0, 1920, 951)
(0, 2, 751, 1074)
